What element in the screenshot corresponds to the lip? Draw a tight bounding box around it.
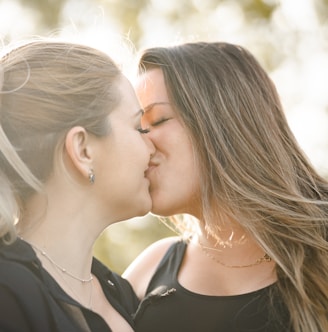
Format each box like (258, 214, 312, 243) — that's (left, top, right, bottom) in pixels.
(145, 160, 158, 177)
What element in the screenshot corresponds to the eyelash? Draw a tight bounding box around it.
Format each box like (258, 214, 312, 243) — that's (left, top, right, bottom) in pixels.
(137, 128, 150, 134)
(137, 118, 171, 134)
(151, 118, 169, 126)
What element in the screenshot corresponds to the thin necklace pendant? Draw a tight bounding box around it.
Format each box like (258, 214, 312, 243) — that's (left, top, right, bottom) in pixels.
(58, 267, 94, 310)
(199, 241, 272, 268)
(56, 266, 94, 310)
(27, 241, 93, 283)
(21, 237, 94, 309)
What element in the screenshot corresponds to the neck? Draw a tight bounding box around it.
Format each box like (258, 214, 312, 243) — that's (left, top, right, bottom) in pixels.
(19, 212, 95, 283)
(19, 191, 102, 277)
(199, 223, 249, 248)
(28, 239, 94, 281)
(194, 226, 270, 268)
(21, 233, 94, 281)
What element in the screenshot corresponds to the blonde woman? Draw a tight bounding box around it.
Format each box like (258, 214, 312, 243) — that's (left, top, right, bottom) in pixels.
(0, 40, 154, 331)
(124, 42, 328, 332)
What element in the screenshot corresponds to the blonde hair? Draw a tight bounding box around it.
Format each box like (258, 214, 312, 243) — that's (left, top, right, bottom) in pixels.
(0, 40, 122, 243)
(138, 42, 328, 332)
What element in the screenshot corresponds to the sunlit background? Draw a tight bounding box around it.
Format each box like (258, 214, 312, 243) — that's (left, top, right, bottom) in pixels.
(1, 0, 327, 273)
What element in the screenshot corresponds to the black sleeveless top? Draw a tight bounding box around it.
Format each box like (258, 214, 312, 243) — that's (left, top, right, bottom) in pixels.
(134, 240, 291, 332)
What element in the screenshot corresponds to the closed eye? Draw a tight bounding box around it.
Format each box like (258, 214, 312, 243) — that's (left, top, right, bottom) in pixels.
(137, 127, 150, 134)
(151, 118, 171, 126)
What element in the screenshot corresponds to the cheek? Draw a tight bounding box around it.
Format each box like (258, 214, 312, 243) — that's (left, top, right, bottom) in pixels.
(149, 125, 184, 151)
(177, 144, 200, 191)
(132, 135, 150, 164)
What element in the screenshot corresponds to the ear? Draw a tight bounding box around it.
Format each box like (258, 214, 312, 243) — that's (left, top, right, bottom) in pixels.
(64, 126, 93, 179)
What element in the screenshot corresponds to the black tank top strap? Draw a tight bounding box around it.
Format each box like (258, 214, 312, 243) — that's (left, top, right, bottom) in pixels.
(145, 239, 186, 294)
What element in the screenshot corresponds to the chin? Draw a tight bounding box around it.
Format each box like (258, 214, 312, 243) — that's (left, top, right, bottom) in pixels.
(149, 193, 173, 217)
(150, 206, 172, 217)
(135, 199, 152, 217)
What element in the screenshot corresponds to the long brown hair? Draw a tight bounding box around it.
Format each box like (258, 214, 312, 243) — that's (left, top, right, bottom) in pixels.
(138, 42, 328, 332)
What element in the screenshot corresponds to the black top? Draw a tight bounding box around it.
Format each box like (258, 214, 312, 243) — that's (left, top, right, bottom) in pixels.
(134, 239, 291, 332)
(0, 238, 139, 332)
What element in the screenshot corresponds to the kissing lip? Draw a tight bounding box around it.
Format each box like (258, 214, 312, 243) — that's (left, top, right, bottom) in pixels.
(145, 160, 158, 176)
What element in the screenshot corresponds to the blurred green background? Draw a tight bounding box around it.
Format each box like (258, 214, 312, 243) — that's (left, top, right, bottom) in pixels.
(1, 0, 327, 274)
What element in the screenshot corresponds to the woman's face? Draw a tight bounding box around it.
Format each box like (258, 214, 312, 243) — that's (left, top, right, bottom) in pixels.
(92, 76, 155, 221)
(135, 68, 200, 217)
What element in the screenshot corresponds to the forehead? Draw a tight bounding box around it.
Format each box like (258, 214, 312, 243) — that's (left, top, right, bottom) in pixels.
(135, 68, 169, 105)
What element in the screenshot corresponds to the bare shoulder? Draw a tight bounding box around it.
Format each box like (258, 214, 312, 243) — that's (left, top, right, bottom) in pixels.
(122, 236, 180, 299)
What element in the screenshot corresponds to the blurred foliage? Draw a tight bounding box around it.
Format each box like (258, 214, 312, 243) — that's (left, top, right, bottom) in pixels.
(4, 0, 328, 273)
(94, 214, 175, 274)
(240, 0, 277, 20)
(18, 0, 65, 29)
(100, 0, 149, 48)
(315, 0, 328, 23)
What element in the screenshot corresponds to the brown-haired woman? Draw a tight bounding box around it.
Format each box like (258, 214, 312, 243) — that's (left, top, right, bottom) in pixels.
(124, 42, 328, 332)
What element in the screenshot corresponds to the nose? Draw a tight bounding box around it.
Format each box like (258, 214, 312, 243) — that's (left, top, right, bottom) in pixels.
(143, 133, 156, 156)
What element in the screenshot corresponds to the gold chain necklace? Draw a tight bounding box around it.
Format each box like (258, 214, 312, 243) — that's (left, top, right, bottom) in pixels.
(199, 241, 272, 268)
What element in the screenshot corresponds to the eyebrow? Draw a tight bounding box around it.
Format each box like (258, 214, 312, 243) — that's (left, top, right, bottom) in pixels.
(143, 102, 170, 113)
(134, 109, 145, 117)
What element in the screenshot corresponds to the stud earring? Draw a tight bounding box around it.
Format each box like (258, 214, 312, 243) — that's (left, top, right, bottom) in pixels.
(88, 169, 95, 184)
